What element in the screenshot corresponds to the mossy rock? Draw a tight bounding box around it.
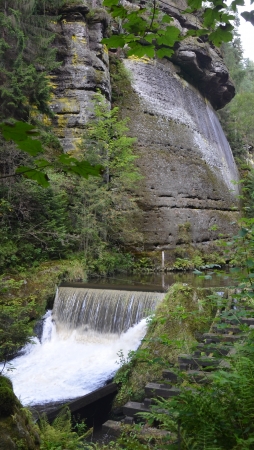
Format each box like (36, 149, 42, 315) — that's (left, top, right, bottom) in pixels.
(0, 387, 17, 417)
(0, 376, 13, 390)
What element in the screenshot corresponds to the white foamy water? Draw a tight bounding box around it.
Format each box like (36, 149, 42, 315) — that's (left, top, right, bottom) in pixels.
(2, 311, 148, 406)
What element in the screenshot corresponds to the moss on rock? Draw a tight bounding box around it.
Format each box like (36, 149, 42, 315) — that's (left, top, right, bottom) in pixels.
(0, 387, 17, 417)
(0, 383, 40, 450)
(113, 283, 214, 407)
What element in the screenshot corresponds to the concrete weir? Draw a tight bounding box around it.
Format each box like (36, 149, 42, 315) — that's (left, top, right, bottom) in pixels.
(45, 383, 118, 429)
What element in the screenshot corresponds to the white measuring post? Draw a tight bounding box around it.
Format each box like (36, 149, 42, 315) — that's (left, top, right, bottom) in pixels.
(162, 250, 165, 271)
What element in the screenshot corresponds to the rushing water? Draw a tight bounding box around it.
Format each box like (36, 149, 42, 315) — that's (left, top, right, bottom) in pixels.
(2, 274, 231, 406)
(3, 289, 164, 406)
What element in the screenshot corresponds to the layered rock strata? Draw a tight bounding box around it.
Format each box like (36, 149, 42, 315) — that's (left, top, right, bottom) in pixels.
(49, 5, 111, 152)
(122, 58, 239, 250)
(48, 1, 239, 252)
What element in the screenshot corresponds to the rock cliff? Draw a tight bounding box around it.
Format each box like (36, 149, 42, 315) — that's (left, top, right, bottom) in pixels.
(48, 0, 239, 254)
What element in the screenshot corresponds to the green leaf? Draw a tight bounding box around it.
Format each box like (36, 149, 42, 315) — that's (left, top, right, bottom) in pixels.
(65, 161, 103, 178)
(16, 166, 50, 187)
(231, 0, 245, 11)
(144, 33, 157, 43)
(186, 28, 209, 37)
(123, 14, 147, 34)
(0, 121, 35, 142)
(34, 159, 50, 168)
(101, 35, 125, 48)
(17, 137, 43, 156)
(161, 14, 173, 23)
(0, 121, 43, 156)
(209, 26, 233, 46)
(187, 0, 202, 9)
(156, 47, 174, 58)
(239, 227, 249, 237)
(156, 26, 180, 47)
(103, 0, 119, 6)
(203, 8, 221, 28)
(241, 10, 254, 26)
(127, 42, 154, 58)
(110, 5, 127, 18)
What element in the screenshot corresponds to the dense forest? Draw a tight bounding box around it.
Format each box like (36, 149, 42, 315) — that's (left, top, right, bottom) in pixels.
(2, 0, 254, 449)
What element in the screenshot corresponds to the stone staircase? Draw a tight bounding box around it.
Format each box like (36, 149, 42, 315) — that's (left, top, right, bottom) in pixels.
(102, 301, 254, 437)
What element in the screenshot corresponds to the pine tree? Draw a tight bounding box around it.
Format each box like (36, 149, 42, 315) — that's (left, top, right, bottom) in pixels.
(0, 0, 60, 120)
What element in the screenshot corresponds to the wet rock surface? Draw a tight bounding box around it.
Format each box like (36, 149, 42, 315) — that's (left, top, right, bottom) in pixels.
(122, 59, 239, 250)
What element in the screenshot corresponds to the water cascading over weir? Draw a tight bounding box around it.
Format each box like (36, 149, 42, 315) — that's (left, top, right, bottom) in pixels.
(4, 286, 164, 410)
(53, 286, 165, 335)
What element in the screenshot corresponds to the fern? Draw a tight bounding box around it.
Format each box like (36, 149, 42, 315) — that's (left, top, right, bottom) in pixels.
(39, 406, 94, 450)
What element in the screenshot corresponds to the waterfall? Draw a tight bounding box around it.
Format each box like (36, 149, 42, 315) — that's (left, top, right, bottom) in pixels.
(53, 287, 164, 335)
(2, 287, 164, 406)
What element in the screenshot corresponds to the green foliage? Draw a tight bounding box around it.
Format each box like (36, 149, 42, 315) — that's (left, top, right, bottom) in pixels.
(0, 293, 35, 366)
(139, 345, 254, 450)
(65, 93, 142, 271)
(0, 121, 102, 186)
(219, 37, 254, 159)
(0, 375, 13, 389)
(0, 0, 60, 120)
(0, 386, 17, 417)
(39, 407, 94, 450)
(114, 284, 214, 407)
(133, 224, 254, 450)
(0, 95, 141, 274)
(102, 0, 254, 59)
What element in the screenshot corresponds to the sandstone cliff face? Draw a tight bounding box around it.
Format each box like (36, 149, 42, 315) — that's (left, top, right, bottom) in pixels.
(48, 1, 239, 252)
(49, 4, 111, 152)
(122, 58, 238, 250)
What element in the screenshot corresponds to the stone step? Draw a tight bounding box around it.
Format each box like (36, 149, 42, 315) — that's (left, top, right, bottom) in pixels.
(122, 401, 151, 418)
(178, 354, 220, 370)
(101, 420, 172, 440)
(162, 370, 179, 382)
(211, 324, 242, 334)
(240, 317, 254, 326)
(145, 383, 181, 399)
(193, 343, 232, 357)
(185, 370, 212, 384)
(202, 333, 243, 343)
(218, 317, 254, 326)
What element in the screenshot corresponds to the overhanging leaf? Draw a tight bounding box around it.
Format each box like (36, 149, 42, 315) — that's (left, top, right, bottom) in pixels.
(161, 14, 173, 23)
(0, 121, 43, 156)
(17, 137, 43, 156)
(231, 0, 245, 11)
(186, 0, 202, 10)
(103, 0, 119, 6)
(187, 28, 209, 37)
(65, 160, 103, 178)
(241, 10, 254, 26)
(156, 26, 180, 47)
(0, 121, 35, 142)
(203, 7, 221, 28)
(127, 42, 154, 58)
(209, 26, 233, 46)
(101, 35, 125, 48)
(110, 5, 127, 18)
(16, 166, 50, 187)
(156, 47, 174, 58)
